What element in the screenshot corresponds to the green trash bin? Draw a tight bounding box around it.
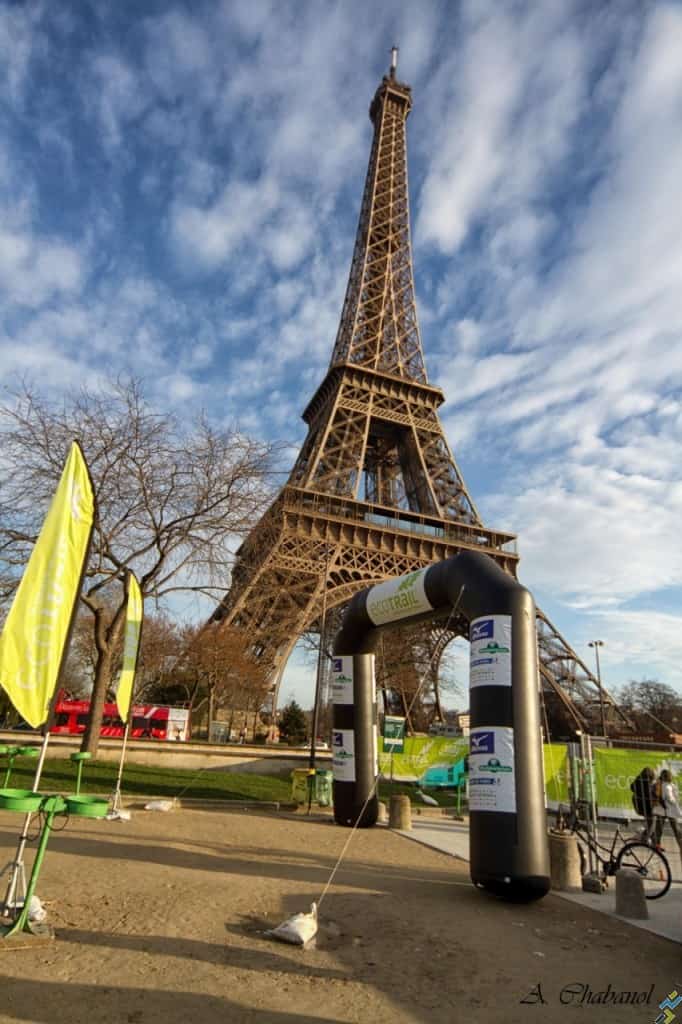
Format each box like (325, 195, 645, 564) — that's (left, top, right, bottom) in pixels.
(291, 768, 314, 805)
(314, 769, 333, 808)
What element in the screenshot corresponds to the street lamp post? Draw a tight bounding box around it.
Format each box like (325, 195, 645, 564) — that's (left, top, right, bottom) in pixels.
(588, 640, 608, 739)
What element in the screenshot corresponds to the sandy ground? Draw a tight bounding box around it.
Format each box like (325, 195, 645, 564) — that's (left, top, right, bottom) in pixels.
(0, 803, 678, 1024)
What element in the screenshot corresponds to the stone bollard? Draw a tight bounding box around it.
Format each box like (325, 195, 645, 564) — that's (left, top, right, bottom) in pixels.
(389, 794, 412, 831)
(615, 868, 649, 920)
(548, 830, 583, 891)
(376, 801, 388, 824)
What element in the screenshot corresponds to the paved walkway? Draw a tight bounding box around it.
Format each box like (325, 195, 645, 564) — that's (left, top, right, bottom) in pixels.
(398, 816, 682, 944)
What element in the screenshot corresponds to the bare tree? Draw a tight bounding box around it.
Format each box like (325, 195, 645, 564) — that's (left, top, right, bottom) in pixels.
(617, 679, 682, 737)
(134, 612, 186, 701)
(375, 622, 463, 733)
(183, 623, 270, 740)
(0, 379, 278, 754)
(59, 604, 107, 699)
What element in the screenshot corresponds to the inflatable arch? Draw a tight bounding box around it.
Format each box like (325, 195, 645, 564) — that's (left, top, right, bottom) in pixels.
(331, 550, 550, 902)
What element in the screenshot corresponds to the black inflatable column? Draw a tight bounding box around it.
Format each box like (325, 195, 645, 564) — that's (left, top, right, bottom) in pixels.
(331, 652, 378, 827)
(466, 583, 549, 901)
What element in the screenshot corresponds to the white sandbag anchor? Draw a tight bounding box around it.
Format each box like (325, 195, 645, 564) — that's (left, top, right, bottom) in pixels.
(5, 895, 47, 923)
(266, 903, 318, 947)
(106, 809, 132, 821)
(144, 799, 175, 812)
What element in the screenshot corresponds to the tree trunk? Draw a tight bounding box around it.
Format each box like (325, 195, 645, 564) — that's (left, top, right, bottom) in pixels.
(81, 645, 114, 755)
(207, 686, 215, 742)
(400, 689, 415, 736)
(432, 672, 444, 724)
(81, 601, 126, 756)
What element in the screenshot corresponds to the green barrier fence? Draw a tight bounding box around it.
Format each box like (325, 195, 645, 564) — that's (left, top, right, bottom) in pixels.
(593, 747, 682, 818)
(378, 735, 682, 819)
(543, 743, 571, 808)
(378, 736, 469, 786)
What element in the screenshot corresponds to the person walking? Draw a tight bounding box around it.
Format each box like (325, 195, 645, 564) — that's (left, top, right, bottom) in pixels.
(652, 769, 682, 855)
(630, 766, 655, 841)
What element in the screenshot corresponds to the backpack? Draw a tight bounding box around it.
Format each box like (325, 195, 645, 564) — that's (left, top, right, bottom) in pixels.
(630, 778, 647, 815)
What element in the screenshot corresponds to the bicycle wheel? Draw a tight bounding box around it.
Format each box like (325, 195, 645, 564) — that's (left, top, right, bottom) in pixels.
(616, 841, 671, 899)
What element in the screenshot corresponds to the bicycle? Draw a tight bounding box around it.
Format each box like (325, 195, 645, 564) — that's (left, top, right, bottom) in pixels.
(555, 805, 671, 900)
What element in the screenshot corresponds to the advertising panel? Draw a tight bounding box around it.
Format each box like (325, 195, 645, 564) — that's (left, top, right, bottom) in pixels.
(469, 726, 516, 813)
(543, 742, 570, 808)
(366, 569, 432, 626)
(332, 728, 356, 781)
(375, 735, 573, 809)
(377, 735, 469, 783)
(331, 656, 354, 705)
(469, 615, 512, 689)
(383, 716, 406, 753)
(593, 747, 682, 818)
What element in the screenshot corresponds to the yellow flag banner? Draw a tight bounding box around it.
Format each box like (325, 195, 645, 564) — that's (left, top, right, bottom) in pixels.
(116, 572, 143, 723)
(0, 442, 95, 727)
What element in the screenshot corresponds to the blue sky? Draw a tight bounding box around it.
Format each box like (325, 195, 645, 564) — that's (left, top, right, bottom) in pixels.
(1, 1, 681, 709)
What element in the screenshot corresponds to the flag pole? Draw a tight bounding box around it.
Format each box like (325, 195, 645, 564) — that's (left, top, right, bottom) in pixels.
(109, 718, 131, 817)
(108, 570, 143, 820)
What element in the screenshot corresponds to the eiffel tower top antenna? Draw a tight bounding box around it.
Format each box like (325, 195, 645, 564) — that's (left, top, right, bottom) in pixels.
(390, 46, 398, 78)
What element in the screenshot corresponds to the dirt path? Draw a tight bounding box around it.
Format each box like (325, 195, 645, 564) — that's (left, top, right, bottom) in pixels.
(0, 805, 678, 1023)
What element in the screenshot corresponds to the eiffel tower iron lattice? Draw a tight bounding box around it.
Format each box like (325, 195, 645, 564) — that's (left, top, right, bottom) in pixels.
(212, 55, 631, 737)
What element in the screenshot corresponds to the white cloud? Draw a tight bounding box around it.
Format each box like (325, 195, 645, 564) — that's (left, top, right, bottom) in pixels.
(89, 53, 150, 150)
(593, 609, 682, 690)
(170, 177, 280, 269)
(144, 10, 214, 101)
(416, 2, 586, 253)
(514, 7, 682, 346)
(417, 20, 526, 251)
(163, 373, 197, 401)
(487, 459, 682, 608)
(0, 224, 82, 308)
(0, 3, 40, 105)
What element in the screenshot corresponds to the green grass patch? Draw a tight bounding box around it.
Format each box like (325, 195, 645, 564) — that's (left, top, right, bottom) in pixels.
(1, 757, 467, 809)
(3, 757, 293, 804)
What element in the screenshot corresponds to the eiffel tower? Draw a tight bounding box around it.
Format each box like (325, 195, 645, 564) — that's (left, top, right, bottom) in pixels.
(212, 51, 631, 737)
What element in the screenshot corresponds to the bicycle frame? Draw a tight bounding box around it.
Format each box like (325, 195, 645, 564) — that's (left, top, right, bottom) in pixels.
(558, 805, 631, 877)
(572, 818, 628, 876)
(554, 803, 672, 900)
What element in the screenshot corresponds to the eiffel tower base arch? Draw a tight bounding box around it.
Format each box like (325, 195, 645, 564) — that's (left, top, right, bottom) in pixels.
(332, 551, 551, 903)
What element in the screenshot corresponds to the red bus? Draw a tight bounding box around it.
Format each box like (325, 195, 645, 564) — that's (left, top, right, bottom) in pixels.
(50, 699, 191, 741)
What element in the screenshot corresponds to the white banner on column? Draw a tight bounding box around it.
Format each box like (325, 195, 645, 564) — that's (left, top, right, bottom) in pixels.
(469, 615, 512, 689)
(331, 656, 354, 704)
(332, 728, 356, 781)
(469, 726, 516, 813)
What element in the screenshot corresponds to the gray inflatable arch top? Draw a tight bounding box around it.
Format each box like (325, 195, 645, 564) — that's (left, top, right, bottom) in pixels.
(331, 549, 550, 902)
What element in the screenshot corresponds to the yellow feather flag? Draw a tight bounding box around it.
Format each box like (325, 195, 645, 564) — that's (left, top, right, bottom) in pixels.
(0, 441, 95, 727)
(116, 572, 143, 723)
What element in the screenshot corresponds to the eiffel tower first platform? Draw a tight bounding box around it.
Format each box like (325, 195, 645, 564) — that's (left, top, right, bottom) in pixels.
(212, 52, 630, 736)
